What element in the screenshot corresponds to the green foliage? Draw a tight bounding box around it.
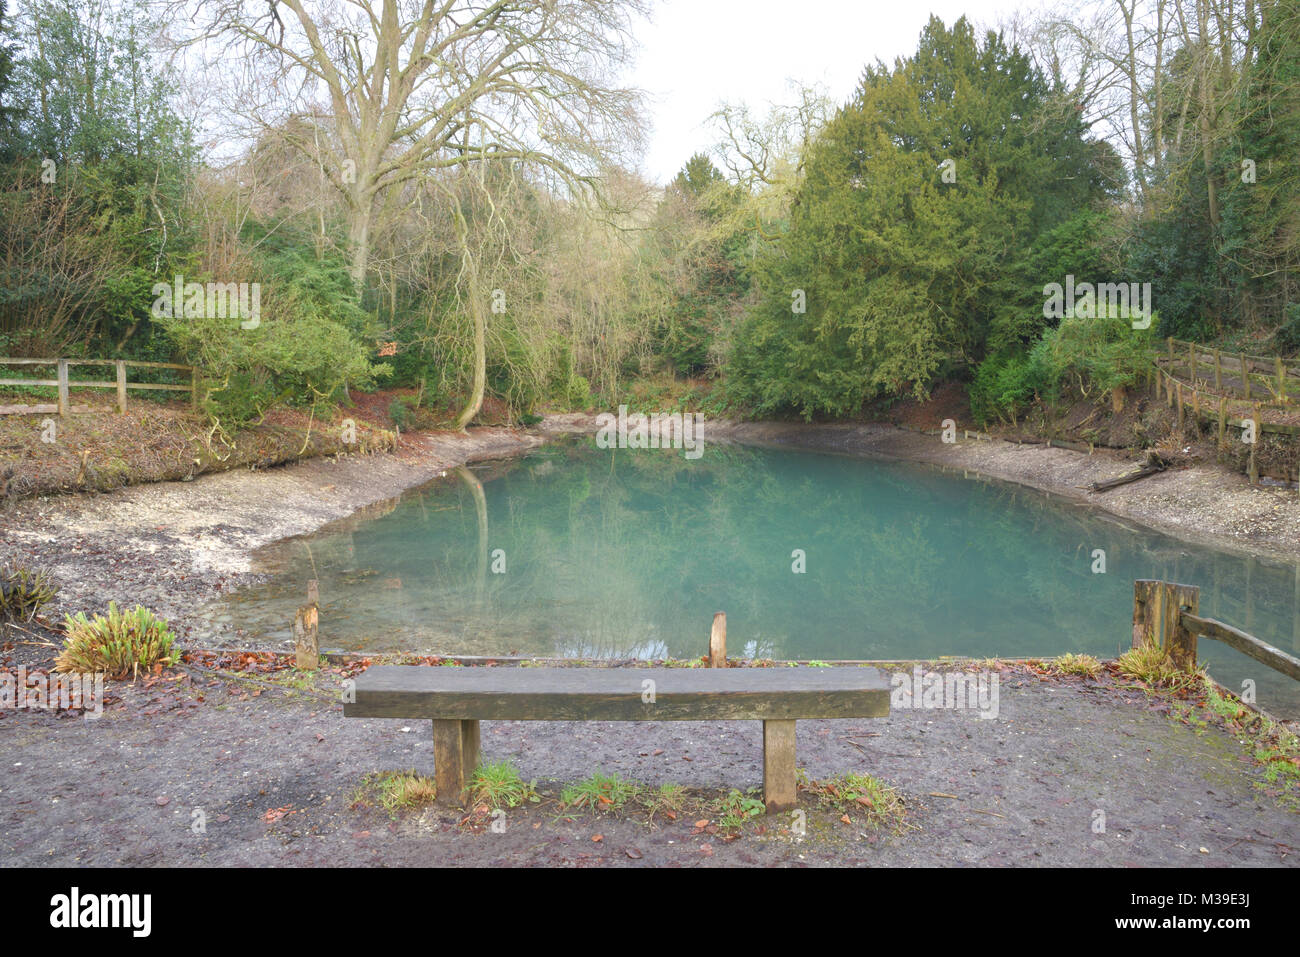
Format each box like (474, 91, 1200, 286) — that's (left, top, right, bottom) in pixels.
(465, 761, 539, 809)
(560, 772, 638, 811)
(725, 16, 1111, 418)
(0, 561, 58, 622)
(55, 602, 178, 678)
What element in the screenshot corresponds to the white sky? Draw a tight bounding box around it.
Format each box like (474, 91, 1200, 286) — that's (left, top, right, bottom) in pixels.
(630, 0, 1038, 183)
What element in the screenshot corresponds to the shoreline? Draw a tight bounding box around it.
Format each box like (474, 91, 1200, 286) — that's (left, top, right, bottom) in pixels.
(3, 413, 1297, 641)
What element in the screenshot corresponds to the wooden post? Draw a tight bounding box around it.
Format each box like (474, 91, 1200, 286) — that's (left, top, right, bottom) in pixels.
(1133, 579, 1200, 670)
(762, 719, 797, 813)
(1133, 580, 1163, 650)
(190, 366, 199, 410)
(1241, 354, 1251, 399)
(293, 604, 319, 669)
(1277, 356, 1286, 403)
(307, 579, 319, 605)
(1163, 583, 1200, 671)
(115, 360, 127, 414)
(1214, 349, 1222, 391)
(432, 719, 480, 804)
(1248, 403, 1259, 485)
(1176, 382, 1184, 431)
(57, 359, 69, 417)
(709, 611, 726, 668)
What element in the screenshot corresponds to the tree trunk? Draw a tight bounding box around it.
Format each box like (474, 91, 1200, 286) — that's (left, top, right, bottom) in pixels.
(453, 270, 487, 432)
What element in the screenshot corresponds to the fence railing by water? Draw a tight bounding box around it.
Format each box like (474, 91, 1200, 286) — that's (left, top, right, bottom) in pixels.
(1133, 579, 1300, 682)
(0, 358, 198, 416)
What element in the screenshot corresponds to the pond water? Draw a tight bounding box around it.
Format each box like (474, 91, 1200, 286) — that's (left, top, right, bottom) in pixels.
(199, 438, 1300, 715)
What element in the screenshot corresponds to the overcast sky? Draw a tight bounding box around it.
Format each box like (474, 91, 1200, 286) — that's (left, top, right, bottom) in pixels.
(629, 0, 1036, 183)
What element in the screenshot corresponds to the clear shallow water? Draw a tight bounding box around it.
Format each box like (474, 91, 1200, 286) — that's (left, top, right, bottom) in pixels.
(200, 438, 1300, 715)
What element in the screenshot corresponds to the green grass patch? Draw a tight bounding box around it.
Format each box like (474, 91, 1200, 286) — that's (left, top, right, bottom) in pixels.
(1049, 653, 1103, 677)
(465, 761, 539, 809)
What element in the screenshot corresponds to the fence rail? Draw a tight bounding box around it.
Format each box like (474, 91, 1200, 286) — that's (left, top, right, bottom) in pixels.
(1157, 336, 1300, 406)
(1133, 579, 1300, 682)
(0, 358, 198, 416)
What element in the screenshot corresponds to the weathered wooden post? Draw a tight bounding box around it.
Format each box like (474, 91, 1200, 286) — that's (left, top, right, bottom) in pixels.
(1277, 356, 1286, 403)
(1176, 383, 1184, 431)
(709, 611, 726, 668)
(294, 580, 320, 670)
(1165, 583, 1200, 671)
(1214, 349, 1222, 391)
(763, 719, 797, 813)
(115, 360, 127, 414)
(57, 359, 69, 417)
(1133, 579, 1200, 670)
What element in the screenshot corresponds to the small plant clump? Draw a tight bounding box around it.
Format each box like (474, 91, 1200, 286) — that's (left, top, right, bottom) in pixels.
(560, 772, 639, 811)
(0, 561, 58, 622)
(802, 772, 911, 832)
(1117, 642, 1203, 691)
(55, 602, 179, 678)
(354, 771, 438, 816)
(1050, 653, 1104, 677)
(466, 761, 539, 809)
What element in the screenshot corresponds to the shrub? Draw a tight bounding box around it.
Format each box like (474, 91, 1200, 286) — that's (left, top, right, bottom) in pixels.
(55, 603, 178, 678)
(0, 562, 58, 622)
(1272, 303, 1300, 354)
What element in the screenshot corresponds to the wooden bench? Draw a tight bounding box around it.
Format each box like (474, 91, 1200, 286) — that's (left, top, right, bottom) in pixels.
(344, 665, 891, 812)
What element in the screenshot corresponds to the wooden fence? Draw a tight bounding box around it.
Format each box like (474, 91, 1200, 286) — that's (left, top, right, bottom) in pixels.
(1158, 336, 1300, 406)
(1133, 579, 1300, 682)
(0, 358, 198, 416)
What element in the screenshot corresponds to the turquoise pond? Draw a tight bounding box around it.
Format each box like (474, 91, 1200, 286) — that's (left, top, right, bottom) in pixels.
(199, 438, 1300, 715)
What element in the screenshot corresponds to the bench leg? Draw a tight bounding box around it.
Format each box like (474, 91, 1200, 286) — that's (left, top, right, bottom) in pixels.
(763, 719, 797, 813)
(432, 719, 480, 804)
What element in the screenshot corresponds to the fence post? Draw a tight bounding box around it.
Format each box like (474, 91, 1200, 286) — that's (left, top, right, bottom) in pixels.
(115, 360, 127, 414)
(1214, 349, 1222, 392)
(1133, 580, 1200, 670)
(1277, 356, 1287, 403)
(709, 611, 726, 668)
(1133, 580, 1163, 650)
(56, 359, 69, 417)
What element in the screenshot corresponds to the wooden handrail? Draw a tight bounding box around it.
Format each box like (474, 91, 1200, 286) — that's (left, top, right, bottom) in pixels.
(1133, 579, 1300, 683)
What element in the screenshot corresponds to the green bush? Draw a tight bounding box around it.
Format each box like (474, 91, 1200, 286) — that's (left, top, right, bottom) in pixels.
(55, 603, 178, 678)
(1272, 303, 1300, 355)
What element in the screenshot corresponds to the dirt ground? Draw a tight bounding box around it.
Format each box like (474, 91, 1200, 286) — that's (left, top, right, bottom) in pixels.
(2, 660, 1296, 867)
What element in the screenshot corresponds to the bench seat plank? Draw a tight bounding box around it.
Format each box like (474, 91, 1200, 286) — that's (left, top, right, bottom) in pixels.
(344, 665, 890, 721)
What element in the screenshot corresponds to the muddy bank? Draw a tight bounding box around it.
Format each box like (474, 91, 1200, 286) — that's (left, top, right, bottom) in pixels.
(0, 426, 545, 626)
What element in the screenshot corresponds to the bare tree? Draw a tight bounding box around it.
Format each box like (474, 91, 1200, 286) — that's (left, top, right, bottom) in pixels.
(178, 0, 647, 289)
